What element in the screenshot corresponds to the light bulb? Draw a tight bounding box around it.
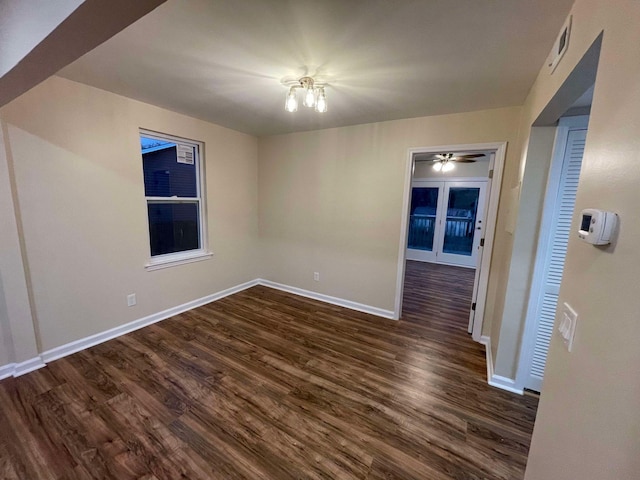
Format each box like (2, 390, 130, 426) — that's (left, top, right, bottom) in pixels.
(285, 87, 298, 112)
(432, 162, 443, 172)
(442, 161, 455, 172)
(315, 88, 327, 112)
(303, 87, 316, 107)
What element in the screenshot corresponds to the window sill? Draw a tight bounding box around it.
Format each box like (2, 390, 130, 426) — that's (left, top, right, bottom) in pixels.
(145, 251, 213, 271)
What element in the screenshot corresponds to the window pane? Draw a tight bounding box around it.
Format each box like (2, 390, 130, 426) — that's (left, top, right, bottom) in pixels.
(408, 187, 439, 251)
(141, 137, 197, 197)
(147, 202, 200, 256)
(442, 187, 480, 256)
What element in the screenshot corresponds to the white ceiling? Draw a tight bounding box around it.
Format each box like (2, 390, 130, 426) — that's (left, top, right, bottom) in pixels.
(58, 0, 574, 137)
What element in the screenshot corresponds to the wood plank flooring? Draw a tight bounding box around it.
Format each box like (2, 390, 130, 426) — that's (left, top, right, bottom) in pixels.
(0, 265, 538, 479)
(402, 260, 477, 329)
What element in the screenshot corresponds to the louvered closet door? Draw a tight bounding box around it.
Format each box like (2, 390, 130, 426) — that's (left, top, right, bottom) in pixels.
(526, 128, 586, 392)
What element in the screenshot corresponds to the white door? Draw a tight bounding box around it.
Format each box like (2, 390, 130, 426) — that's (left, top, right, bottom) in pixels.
(435, 181, 486, 268)
(468, 156, 495, 332)
(406, 181, 444, 262)
(406, 180, 486, 268)
(521, 117, 588, 392)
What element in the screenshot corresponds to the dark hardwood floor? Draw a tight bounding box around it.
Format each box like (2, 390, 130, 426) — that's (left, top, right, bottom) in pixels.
(0, 266, 538, 479)
(402, 260, 476, 329)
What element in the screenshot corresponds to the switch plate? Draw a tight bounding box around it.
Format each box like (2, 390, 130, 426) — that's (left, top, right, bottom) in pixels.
(559, 302, 577, 351)
(127, 293, 137, 307)
(313, 272, 320, 281)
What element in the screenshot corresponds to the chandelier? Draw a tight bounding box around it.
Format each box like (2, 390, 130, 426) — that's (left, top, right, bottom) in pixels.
(284, 76, 327, 113)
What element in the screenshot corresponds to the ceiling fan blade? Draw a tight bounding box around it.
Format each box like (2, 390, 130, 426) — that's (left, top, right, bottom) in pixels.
(414, 155, 444, 162)
(415, 152, 482, 162)
(453, 159, 477, 163)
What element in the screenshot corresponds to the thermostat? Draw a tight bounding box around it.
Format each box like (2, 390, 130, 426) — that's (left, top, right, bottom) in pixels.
(578, 209, 617, 245)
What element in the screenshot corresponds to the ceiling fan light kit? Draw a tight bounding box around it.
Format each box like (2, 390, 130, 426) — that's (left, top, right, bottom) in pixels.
(284, 76, 327, 113)
(433, 160, 455, 172)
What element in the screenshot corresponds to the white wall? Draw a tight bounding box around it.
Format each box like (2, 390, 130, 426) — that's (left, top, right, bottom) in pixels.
(258, 107, 521, 314)
(0, 0, 84, 75)
(515, 1, 640, 478)
(0, 0, 166, 107)
(0, 76, 259, 354)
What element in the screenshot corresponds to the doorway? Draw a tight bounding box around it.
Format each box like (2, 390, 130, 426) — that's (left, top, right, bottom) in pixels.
(395, 142, 507, 343)
(407, 180, 487, 268)
(518, 115, 590, 392)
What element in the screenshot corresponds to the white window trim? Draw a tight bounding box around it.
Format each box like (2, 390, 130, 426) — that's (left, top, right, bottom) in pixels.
(140, 129, 212, 270)
(145, 250, 213, 271)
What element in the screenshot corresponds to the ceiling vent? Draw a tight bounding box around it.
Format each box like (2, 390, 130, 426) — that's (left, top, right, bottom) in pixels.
(548, 15, 572, 74)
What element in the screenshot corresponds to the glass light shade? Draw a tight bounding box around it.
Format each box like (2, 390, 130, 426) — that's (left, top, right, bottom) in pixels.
(315, 89, 327, 112)
(303, 87, 316, 107)
(442, 161, 455, 172)
(432, 162, 443, 172)
(285, 88, 298, 112)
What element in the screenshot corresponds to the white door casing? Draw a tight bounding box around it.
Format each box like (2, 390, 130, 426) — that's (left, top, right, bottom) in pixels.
(396, 142, 507, 346)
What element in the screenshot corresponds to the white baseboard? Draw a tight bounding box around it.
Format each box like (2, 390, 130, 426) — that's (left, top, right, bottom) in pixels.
(14, 357, 47, 377)
(41, 279, 259, 364)
(0, 356, 47, 380)
(480, 335, 523, 395)
(1, 277, 394, 380)
(0, 363, 15, 380)
(257, 279, 396, 320)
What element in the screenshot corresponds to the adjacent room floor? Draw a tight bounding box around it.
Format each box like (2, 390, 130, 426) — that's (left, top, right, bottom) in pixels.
(0, 270, 538, 479)
(402, 260, 477, 328)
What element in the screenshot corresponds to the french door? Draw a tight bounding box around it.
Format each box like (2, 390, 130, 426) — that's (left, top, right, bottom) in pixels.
(406, 180, 486, 268)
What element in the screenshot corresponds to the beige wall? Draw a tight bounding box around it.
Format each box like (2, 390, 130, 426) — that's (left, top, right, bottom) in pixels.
(0, 76, 259, 353)
(258, 107, 521, 313)
(0, 123, 40, 365)
(515, 0, 640, 478)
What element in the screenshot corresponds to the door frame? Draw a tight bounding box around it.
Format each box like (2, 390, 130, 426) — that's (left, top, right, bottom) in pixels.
(394, 142, 507, 344)
(515, 116, 589, 392)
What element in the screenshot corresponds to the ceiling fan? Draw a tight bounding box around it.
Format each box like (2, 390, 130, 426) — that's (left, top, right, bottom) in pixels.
(420, 152, 485, 172)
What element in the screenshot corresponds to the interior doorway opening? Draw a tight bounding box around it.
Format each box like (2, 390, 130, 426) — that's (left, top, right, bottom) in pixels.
(517, 111, 592, 393)
(395, 142, 507, 344)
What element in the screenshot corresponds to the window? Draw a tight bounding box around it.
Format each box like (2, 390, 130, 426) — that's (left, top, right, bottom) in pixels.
(140, 130, 210, 270)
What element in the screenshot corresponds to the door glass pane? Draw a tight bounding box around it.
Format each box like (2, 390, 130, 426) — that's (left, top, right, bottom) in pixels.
(407, 187, 439, 251)
(442, 187, 480, 256)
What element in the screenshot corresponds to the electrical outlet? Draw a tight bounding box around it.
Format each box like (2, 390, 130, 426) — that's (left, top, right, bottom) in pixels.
(313, 272, 320, 281)
(127, 293, 137, 307)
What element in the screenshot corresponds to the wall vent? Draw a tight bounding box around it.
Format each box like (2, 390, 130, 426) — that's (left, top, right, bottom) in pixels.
(548, 15, 572, 74)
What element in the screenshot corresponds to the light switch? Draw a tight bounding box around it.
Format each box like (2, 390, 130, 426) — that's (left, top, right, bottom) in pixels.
(559, 302, 577, 351)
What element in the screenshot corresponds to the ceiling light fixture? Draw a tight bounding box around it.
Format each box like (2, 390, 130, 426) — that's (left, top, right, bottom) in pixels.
(284, 76, 327, 113)
(433, 159, 455, 172)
